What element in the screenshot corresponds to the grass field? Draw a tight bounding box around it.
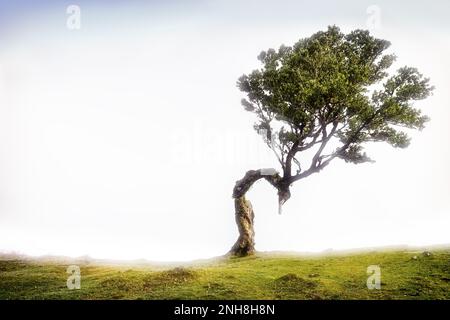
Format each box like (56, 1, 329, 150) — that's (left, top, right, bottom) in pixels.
(1, 248, 449, 299)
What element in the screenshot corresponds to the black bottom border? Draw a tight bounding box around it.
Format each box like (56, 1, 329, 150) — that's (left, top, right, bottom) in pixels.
(1, 300, 449, 319)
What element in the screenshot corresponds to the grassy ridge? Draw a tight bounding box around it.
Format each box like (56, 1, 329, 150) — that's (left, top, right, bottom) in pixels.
(1, 249, 449, 299)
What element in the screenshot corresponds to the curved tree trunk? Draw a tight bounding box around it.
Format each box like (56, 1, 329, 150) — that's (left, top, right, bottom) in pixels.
(228, 169, 289, 257)
(230, 195, 256, 256)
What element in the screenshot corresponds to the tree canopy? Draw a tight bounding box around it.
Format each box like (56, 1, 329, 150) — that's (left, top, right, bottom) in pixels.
(237, 26, 433, 205)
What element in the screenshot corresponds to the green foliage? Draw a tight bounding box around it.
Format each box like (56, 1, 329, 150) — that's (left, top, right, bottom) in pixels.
(238, 26, 433, 176)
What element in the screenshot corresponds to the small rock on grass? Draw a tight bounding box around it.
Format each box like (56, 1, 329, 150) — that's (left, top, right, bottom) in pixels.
(422, 251, 432, 257)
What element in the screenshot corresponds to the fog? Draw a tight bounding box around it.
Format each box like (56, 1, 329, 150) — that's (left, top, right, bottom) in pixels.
(0, 0, 449, 261)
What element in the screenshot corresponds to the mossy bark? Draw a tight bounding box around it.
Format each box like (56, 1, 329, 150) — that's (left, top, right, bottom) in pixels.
(230, 196, 256, 256)
(229, 169, 287, 257)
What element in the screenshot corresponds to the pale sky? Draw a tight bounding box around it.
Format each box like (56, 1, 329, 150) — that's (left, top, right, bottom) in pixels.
(0, 0, 449, 261)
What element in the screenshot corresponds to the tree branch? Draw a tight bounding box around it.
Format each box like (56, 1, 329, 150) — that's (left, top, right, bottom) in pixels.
(283, 139, 300, 178)
(232, 169, 282, 198)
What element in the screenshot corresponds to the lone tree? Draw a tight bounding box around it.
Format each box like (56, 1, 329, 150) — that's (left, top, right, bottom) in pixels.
(230, 26, 433, 257)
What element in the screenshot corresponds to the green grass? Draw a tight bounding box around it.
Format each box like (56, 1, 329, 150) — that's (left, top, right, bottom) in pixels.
(1, 248, 449, 299)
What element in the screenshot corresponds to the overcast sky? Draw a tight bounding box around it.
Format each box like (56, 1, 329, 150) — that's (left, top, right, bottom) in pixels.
(0, 0, 449, 261)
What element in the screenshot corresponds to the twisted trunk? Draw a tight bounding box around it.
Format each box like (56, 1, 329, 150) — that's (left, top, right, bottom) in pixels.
(229, 169, 290, 257)
(230, 195, 256, 256)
